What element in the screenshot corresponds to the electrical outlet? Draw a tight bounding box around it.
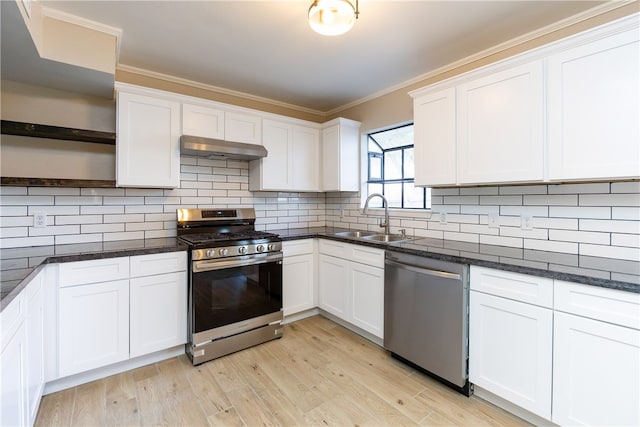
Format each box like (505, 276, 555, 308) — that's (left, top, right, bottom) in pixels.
(521, 214, 533, 230)
(488, 212, 499, 229)
(34, 212, 47, 228)
(440, 212, 448, 225)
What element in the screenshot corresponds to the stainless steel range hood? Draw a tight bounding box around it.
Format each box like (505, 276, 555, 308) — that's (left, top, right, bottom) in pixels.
(180, 135, 267, 161)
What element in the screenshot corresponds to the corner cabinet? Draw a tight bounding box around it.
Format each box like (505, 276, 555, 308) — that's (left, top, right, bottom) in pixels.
(116, 86, 181, 188)
(321, 118, 361, 192)
(546, 26, 640, 181)
(249, 119, 320, 192)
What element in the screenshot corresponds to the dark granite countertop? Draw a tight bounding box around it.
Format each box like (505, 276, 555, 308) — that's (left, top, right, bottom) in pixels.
(273, 227, 640, 294)
(1, 238, 188, 311)
(3, 228, 638, 313)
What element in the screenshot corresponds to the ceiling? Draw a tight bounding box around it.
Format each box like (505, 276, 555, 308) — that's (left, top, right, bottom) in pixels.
(5, 0, 609, 113)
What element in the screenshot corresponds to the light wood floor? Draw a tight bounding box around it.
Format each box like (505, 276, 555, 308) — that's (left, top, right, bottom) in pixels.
(36, 315, 529, 426)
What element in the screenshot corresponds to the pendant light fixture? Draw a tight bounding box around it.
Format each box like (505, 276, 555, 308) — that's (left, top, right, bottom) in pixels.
(308, 0, 359, 36)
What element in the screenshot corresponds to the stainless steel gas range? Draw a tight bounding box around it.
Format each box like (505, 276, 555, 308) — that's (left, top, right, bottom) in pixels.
(177, 208, 283, 365)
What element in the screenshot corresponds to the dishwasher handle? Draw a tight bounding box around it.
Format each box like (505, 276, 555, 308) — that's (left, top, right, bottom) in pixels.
(385, 259, 462, 280)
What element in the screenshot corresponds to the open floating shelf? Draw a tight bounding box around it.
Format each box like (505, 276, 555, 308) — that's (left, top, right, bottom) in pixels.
(1, 120, 116, 145)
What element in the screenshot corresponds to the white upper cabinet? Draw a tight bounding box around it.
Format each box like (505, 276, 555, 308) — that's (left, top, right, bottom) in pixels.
(547, 26, 640, 181)
(225, 112, 262, 145)
(182, 103, 225, 139)
(249, 119, 320, 191)
(116, 88, 181, 188)
(321, 118, 361, 192)
(457, 61, 544, 184)
(410, 14, 639, 186)
(413, 87, 456, 187)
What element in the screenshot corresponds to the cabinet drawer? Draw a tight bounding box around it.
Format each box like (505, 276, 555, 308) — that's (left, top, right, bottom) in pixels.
(319, 239, 348, 257)
(349, 244, 384, 268)
(282, 239, 315, 257)
(59, 257, 129, 287)
(555, 281, 640, 330)
(470, 266, 553, 308)
(130, 252, 187, 278)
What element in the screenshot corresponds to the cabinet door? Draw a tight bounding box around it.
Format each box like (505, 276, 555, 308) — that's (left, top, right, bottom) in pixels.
(130, 272, 187, 358)
(1, 321, 26, 427)
(321, 125, 340, 191)
(283, 253, 316, 316)
(469, 291, 552, 419)
(59, 280, 129, 377)
(224, 112, 261, 145)
(260, 119, 292, 190)
(117, 91, 180, 188)
(457, 62, 544, 184)
(413, 87, 457, 186)
(25, 272, 45, 425)
(553, 312, 640, 426)
(547, 28, 640, 180)
(292, 125, 320, 191)
(349, 263, 384, 338)
(321, 121, 360, 192)
(182, 103, 225, 139)
(318, 254, 349, 320)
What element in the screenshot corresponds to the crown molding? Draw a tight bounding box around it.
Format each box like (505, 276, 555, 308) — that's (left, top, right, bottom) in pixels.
(116, 64, 327, 118)
(326, 1, 637, 116)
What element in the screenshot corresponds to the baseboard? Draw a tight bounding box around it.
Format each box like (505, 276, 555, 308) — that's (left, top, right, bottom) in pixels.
(43, 345, 185, 395)
(283, 308, 320, 324)
(317, 309, 384, 347)
(473, 386, 559, 427)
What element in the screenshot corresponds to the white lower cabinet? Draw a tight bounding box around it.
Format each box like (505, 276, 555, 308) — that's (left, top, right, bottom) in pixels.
(130, 272, 187, 358)
(1, 293, 27, 427)
(318, 240, 384, 339)
(57, 252, 187, 378)
(470, 266, 640, 425)
(318, 254, 350, 319)
(25, 271, 45, 425)
(58, 279, 130, 377)
(469, 291, 552, 418)
(349, 262, 384, 338)
(282, 240, 316, 316)
(552, 281, 640, 426)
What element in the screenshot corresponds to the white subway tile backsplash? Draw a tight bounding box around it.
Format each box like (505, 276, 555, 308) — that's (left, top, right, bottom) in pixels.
(0, 187, 27, 195)
(580, 244, 640, 262)
(549, 229, 611, 245)
(524, 239, 578, 254)
(1, 196, 54, 205)
(579, 194, 640, 207)
(55, 196, 102, 206)
(0, 227, 28, 238)
(2, 158, 638, 262)
(580, 219, 640, 234)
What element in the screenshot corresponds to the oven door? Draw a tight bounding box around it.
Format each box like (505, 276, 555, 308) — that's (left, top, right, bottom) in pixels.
(190, 252, 283, 346)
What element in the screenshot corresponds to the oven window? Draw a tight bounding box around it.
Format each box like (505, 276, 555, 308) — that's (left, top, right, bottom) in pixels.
(192, 262, 282, 333)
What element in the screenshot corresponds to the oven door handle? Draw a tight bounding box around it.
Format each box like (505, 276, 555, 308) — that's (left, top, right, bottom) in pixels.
(192, 252, 283, 272)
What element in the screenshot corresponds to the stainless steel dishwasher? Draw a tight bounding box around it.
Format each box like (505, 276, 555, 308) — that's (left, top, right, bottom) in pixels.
(384, 251, 471, 395)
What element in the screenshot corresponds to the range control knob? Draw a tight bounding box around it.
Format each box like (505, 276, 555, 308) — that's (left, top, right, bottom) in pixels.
(238, 246, 247, 255)
(219, 248, 228, 256)
(206, 249, 215, 257)
(256, 244, 264, 253)
(267, 243, 276, 251)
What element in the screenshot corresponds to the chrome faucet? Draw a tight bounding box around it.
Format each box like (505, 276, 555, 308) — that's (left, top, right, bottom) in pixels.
(363, 193, 390, 235)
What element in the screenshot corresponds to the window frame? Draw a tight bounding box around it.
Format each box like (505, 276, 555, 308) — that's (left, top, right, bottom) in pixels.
(366, 123, 428, 210)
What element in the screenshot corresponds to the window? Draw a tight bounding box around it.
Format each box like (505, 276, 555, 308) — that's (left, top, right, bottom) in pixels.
(366, 124, 430, 209)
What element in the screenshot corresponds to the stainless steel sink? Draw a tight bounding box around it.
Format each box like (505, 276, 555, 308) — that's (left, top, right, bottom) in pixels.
(334, 230, 376, 238)
(362, 234, 412, 243)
